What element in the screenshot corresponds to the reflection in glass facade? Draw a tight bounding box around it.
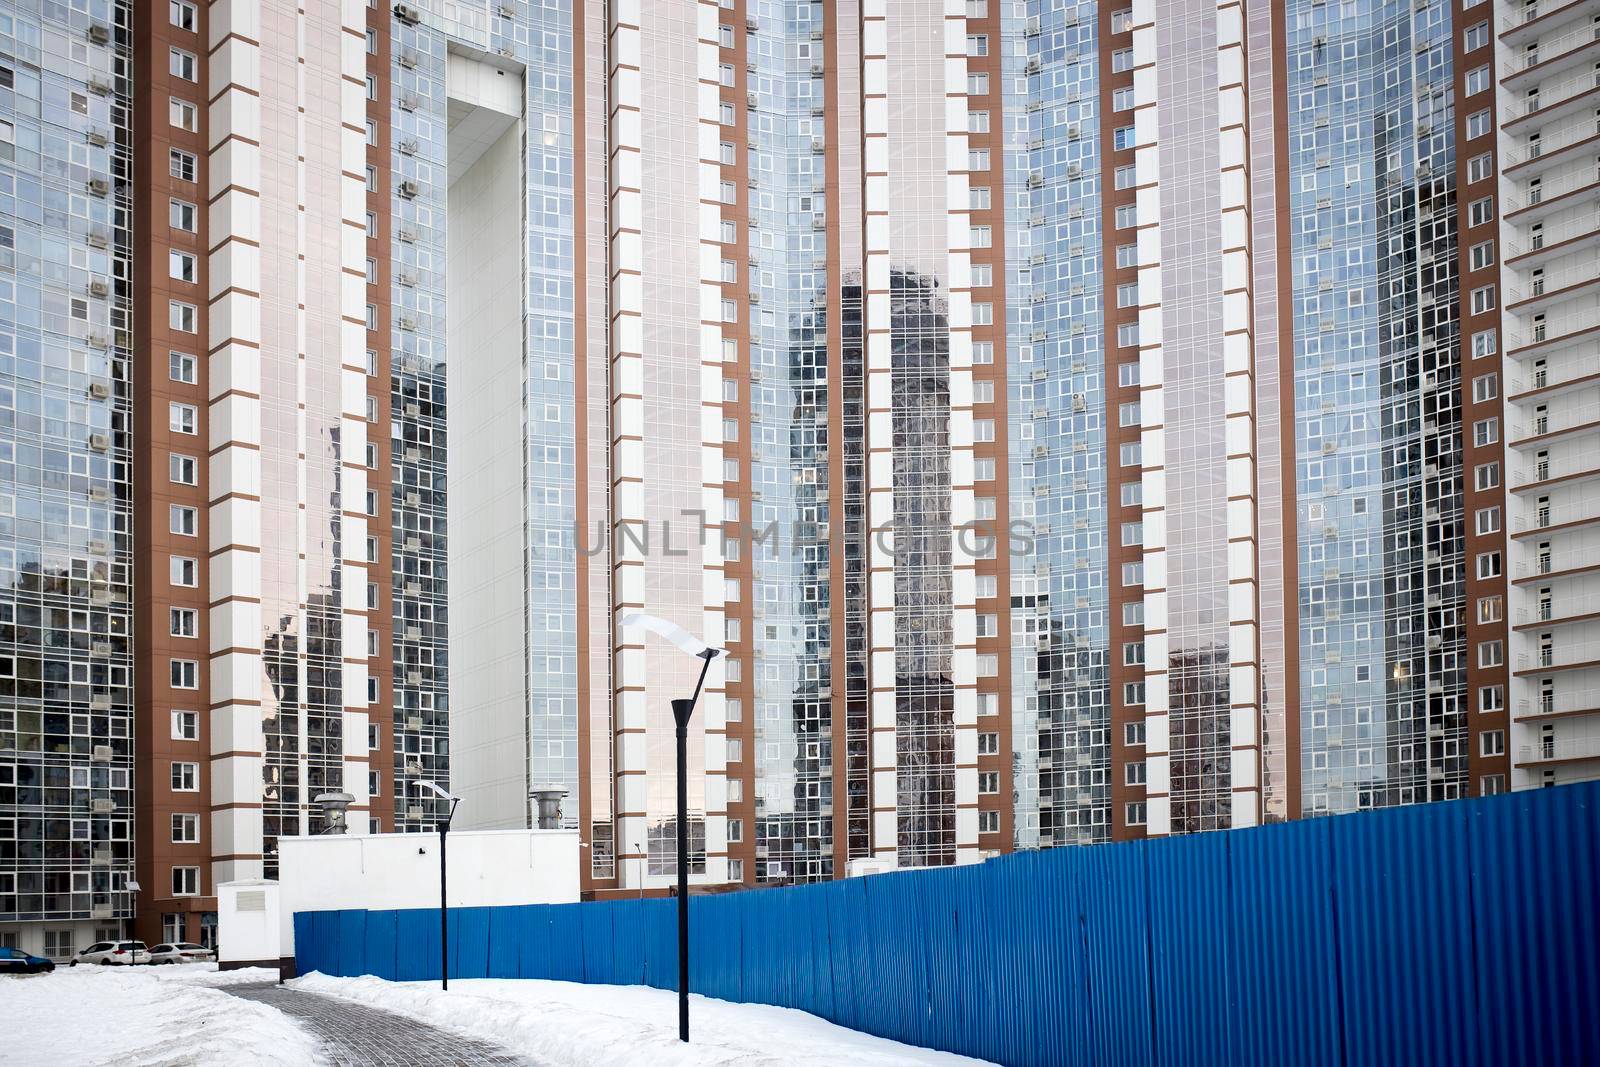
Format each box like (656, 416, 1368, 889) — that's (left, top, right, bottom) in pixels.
(747, 0, 834, 884)
(0, 0, 135, 930)
(1285, 0, 1468, 815)
(1006, 0, 1109, 848)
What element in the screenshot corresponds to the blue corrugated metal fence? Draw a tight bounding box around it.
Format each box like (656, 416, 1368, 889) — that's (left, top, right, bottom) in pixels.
(293, 783, 1600, 1066)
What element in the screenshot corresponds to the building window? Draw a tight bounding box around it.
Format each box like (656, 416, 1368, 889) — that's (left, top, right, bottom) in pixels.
(170, 660, 200, 690)
(170, 199, 197, 232)
(1473, 417, 1499, 447)
(1480, 731, 1505, 758)
(1125, 802, 1147, 826)
(978, 771, 999, 794)
(1116, 244, 1138, 269)
(1465, 109, 1491, 139)
(1123, 601, 1144, 626)
(971, 185, 992, 210)
(1115, 204, 1137, 229)
(1477, 596, 1503, 624)
(1465, 66, 1489, 95)
(170, 608, 199, 638)
(1478, 686, 1504, 713)
(169, 301, 197, 333)
(1113, 126, 1136, 151)
(1475, 463, 1500, 491)
(978, 732, 999, 755)
(169, 97, 199, 132)
(973, 341, 994, 365)
(172, 710, 199, 741)
(967, 71, 989, 96)
(171, 762, 199, 791)
(971, 225, 992, 248)
(1469, 242, 1494, 272)
(971, 263, 993, 287)
(1119, 442, 1141, 466)
(170, 1, 198, 31)
(170, 504, 198, 537)
(1478, 641, 1504, 668)
(1124, 721, 1146, 745)
(1111, 48, 1133, 73)
(1475, 507, 1501, 536)
(170, 351, 198, 384)
(1471, 373, 1498, 403)
(171, 867, 200, 896)
(169, 454, 197, 485)
(1463, 21, 1488, 51)
(1123, 642, 1145, 666)
(966, 34, 988, 57)
(1124, 681, 1146, 705)
(1467, 153, 1493, 184)
(170, 149, 197, 182)
(171, 814, 200, 844)
(1111, 7, 1134, 33)
(170, 402, 198, 434)
(1125, 762, 1146, 786)
(1112, 87, 1135, 112)
(170, 556, 198, 588)
(1468, 197, 1494, 226)
(1481, 775, 1506, 796)
(1476, 552, 1502, 580)
(169, 48, 198, 81)
(978, 810, 1000, 834)
(1471, 329, 1497, 359)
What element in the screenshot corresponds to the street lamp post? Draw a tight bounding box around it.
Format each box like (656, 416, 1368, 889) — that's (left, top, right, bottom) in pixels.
(413, 781, 460, 990)
(621, 612, 722, 1044)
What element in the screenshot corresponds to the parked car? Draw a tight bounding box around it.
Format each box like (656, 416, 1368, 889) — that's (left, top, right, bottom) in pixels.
(69, 940, 150, 966)
(0, 946, 56, 974)
(147, 942, 216, 965)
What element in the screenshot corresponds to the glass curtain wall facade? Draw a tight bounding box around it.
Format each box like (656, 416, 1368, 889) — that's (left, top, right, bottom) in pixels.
(0, 0, 135, 952)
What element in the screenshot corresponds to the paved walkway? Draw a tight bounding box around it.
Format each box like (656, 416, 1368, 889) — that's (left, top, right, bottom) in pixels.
(226, 982, 531, 1066)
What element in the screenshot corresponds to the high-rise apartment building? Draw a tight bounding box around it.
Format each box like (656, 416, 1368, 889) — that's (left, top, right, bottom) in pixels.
(1, 0, 1597, 956)
(449, 0, 1600, 894)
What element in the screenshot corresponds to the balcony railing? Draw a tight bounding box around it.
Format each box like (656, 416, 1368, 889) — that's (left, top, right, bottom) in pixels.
(1506, 212, 1600, 259)
(1507, 309, 1600, 354)
(1504, 66, 1600, 123)
(1515, 446, 1600, 488)
(1511, 405, 1600, 443)
(1514, 498, 1600, 532)
(1507, 21, 1600, 78)
(1505, 165, 1600, 212)
(1518, 686, 1600, 717)
(1518, 738, 1600, 764)
(1504, 122, 1600, 170)
(1505, 260, 1600, 305)
(1518, 639, 1600, 671)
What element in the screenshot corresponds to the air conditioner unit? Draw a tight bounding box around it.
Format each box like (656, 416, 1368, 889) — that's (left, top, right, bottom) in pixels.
(394, 4, 422, 26)
(746, 17, 758, 30)
(87, 230, 108, 248)
(397, 52, 418, 69)
(397, 180, 420, 199)
(87, 178, 110, 196)
(89, 485, 109, 501)
(398, 138, 418, 155)
(810, 64, 824, 76)
(496, 46, 515, 59)
(91, 694, 113, 710)
(92, 744, 113, 761)
(87, 24, 110, 45)
(811, 138, 825, 152)
(397, 317, 416, 331)
(86, 129, 109, 147)
(398, 95, 419, 112)
(397, 228, 416, 243)
(407, 716, 424, 730)
(406, 626, 422, 639)
(397, 272, 416, 287)
(92, 798, 115, 814)
(498, 4, 515, 17)
(88, 540, 108, 556)
(89, 380, 110, 399)
(89, 280, 109, 297)
(405, 536, 421, 550)
(93, 850, 113, 865)
(89, 433, 111, 452)
(407, 671, 423, 685)
(88, 78, 112, 96)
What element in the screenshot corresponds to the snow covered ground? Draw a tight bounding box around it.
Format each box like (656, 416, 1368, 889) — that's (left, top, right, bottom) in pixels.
(293, 972, 994, 1066)
(0, 964, 320, 1066)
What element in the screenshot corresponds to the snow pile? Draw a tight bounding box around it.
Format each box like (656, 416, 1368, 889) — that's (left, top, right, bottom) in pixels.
(293, 973, 993, 1066)
(0, 965, 321, 1066)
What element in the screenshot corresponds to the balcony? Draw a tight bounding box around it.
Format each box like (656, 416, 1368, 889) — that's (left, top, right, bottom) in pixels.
(1517, 686, 1600, 722)
(1504, 129, 1600, 181)
(1509, 405, 1600, 447)
(1513, 496, 1600, 536)
(1506, 211, 1600, 267)
(1501, 21, 1600, 89)
(1499, 0, 1600, 45)
(1516, 737, 1600, 768)
(1504, 68, 1600, 131)
(1516, 638, 1600, 674)
(1506, 313, 1600, 361)
(1504, 169, 1600, 220)
(1515, 601, 1600, 629)
(1504, 260, 1600, 312)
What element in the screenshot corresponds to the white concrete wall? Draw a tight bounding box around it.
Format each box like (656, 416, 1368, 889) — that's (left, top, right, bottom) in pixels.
(274, 829, 580, 952)
(446, 111, 531, 831)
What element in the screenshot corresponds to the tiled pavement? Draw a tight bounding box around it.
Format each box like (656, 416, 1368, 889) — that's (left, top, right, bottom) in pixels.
(226, 982, 532, 1066)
